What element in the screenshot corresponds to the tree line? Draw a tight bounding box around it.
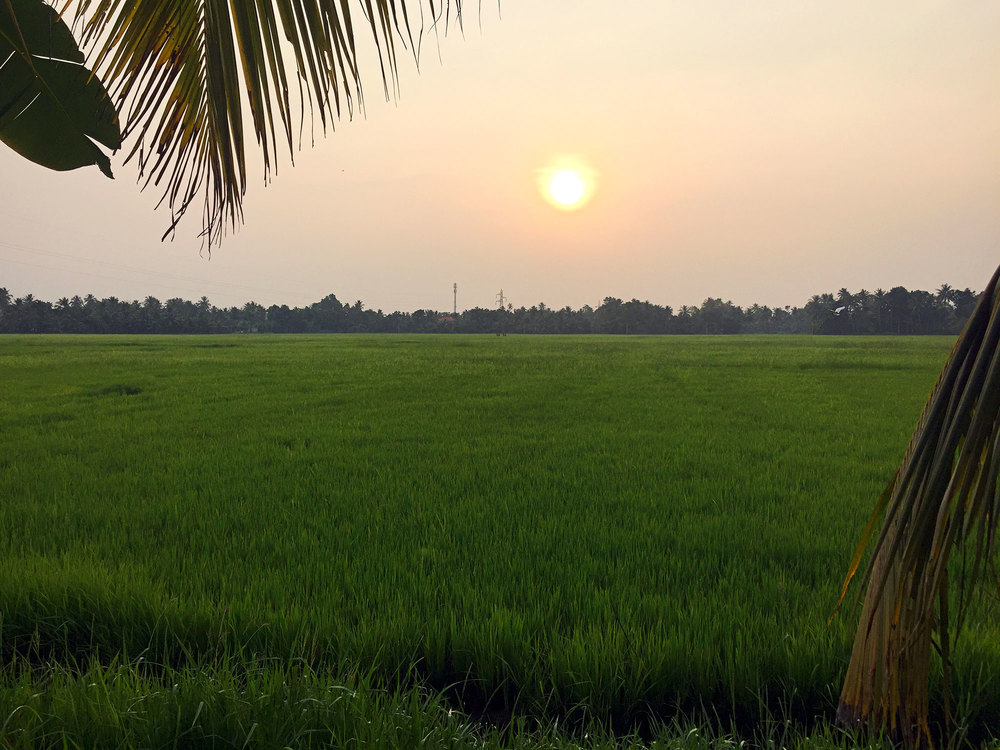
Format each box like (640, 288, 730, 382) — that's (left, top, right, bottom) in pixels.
(0, 284, 980, 335)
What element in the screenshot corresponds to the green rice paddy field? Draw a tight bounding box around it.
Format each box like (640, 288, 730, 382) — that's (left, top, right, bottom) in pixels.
(2, 334, 998, 748)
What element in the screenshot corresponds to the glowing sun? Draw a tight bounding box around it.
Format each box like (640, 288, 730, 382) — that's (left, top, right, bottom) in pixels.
(537, 157, 596, 211)
(548, 170, 586, 207)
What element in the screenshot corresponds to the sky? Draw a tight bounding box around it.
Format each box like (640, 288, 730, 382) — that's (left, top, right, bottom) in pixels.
(2, 0, 998, 313)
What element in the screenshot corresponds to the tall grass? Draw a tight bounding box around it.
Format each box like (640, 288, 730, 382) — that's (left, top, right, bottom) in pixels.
(0, 657, 910, 749)
(2, 334, 995, 745)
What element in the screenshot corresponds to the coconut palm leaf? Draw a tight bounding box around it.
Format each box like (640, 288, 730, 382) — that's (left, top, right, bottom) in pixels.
(64, 0, 462, 244)
(836, 263, 1000, 746)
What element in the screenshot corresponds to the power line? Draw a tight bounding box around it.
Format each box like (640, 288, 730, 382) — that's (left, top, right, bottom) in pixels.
(0, 254, 239, 302)
(0, 239, 313, 302)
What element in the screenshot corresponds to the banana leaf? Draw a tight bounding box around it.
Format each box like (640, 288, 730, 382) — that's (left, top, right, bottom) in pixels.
(0, 0, 120, 176)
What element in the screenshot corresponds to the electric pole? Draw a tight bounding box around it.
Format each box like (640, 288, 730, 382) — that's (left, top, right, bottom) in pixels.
(453, 283, 457, 315)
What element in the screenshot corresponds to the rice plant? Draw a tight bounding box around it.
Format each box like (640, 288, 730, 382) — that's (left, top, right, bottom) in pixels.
(4, 333, 994, 745)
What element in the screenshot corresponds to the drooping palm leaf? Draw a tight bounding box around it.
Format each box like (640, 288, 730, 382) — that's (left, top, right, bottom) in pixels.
(64, 0, 462, 244)
(836, 263, 1000, 746)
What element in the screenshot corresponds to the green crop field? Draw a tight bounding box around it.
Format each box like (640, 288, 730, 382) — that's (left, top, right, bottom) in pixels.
(2, 334, 997, 748)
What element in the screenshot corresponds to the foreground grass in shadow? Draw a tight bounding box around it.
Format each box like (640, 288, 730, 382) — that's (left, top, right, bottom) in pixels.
(2, 659, 914, 750)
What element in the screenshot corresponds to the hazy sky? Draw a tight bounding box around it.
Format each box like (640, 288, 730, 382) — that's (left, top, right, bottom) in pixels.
(2, 1, 998, 312)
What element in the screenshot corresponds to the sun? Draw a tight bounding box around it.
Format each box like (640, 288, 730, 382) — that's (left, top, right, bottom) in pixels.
(537, 156, 596, 211)
(547, 170, 587, 207)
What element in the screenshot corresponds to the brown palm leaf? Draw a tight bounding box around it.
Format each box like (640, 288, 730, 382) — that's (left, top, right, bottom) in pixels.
(836, 263, 1000, 745)
(63, 0, 463, 245)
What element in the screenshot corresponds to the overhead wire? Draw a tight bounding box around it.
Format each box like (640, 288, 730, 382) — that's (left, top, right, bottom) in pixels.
(0, 238, 318, 305)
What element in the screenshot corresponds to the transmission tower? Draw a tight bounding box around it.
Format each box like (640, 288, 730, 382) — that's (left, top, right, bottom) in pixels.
(453, 283, 457, 315)
(496, 289, 507, 310)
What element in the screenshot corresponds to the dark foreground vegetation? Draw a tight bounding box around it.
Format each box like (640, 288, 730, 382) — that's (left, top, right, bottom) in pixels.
(0, 283, 979, 335)
(3, 335, 999, 747)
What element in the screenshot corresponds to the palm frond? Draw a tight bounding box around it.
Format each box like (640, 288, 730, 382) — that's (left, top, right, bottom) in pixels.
(837, 263, 1000, 746)
(64, 0, 463, 245)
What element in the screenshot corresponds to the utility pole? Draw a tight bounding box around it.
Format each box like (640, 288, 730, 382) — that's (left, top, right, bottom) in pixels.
(495, 289, 510, 336)
(453, 283, 457, 315)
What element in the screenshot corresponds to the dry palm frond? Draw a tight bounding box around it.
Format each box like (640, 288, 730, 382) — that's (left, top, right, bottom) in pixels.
(836, 263, 1000, 746)
(64, 0, 463, 245)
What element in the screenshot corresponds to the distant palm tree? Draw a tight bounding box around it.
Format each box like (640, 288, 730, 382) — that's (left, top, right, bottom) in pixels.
(872, 289, 887, 332)
(936, 283, 956, 308)
(837, 264, 1000, 746)
(2, 0, 463, 244)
